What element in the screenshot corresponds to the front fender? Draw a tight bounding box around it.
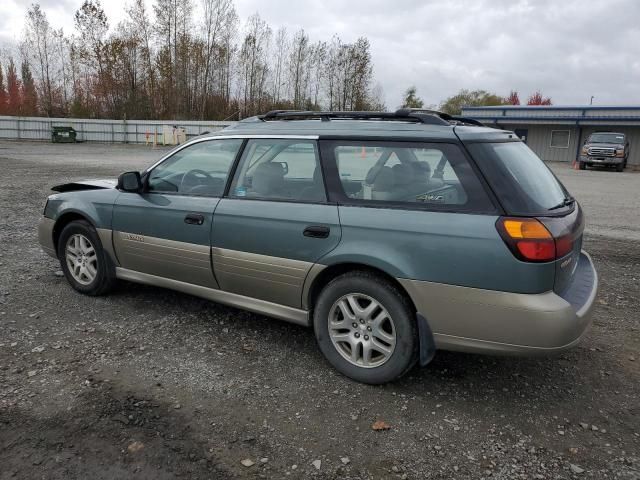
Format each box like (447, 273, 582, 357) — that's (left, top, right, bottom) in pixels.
(45, 189, 120, 230)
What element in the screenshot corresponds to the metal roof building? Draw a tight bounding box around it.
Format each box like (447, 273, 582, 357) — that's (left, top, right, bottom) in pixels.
(461, 105, 640, 167)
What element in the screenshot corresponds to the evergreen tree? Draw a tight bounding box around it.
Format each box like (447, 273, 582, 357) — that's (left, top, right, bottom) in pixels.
(6, 59, 22, 115)
(21, 61, 39, 115)
(0, 62, 7, 115)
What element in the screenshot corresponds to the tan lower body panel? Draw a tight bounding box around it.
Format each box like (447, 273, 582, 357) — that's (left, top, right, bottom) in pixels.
(97, 228, 118, 265)
(212, 247, 312, 308)
(113, 231, 218, 288)
(116, 267, 309, 326)
(399, 278, 589, 351)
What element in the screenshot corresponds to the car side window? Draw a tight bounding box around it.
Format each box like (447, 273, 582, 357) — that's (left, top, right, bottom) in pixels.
(229, 139, 325, 202)
(147, 139, 243, 196)
(323, 141, 494, 212)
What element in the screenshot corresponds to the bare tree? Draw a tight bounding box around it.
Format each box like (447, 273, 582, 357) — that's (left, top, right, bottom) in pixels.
(23, 4, 54, 115)
(271, 27, 288, 104)
(8, 0, 380, 119)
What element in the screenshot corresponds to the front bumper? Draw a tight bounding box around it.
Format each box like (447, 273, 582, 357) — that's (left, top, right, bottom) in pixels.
(580, 155, 623, 165)
(38, 216, 57, 259)
(399, 251, 598, 355)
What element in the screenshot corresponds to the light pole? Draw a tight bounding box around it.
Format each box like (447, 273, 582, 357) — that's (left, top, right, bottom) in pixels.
(590, 96, 594, 105)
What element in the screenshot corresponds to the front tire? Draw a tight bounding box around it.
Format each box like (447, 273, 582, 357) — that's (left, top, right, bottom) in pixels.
(57, 220, 115, 295)
(616, 162, 624, 172)
(313, 271, 418, 384)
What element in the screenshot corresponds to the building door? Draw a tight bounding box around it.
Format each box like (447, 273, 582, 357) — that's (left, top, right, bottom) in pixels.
(514, 129, 528, 144)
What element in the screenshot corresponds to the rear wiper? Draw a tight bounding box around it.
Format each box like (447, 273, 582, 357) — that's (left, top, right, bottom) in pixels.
(548, 196, 575, 211)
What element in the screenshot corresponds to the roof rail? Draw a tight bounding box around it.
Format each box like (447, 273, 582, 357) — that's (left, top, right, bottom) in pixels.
(260, 110, 451, 126)
(394, 108, 486, 127)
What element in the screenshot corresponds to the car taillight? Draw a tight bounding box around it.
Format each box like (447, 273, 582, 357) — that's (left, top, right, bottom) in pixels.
(496, 217, 572, 262)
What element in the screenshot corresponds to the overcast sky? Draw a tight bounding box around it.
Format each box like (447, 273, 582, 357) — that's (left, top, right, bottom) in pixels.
(1, 0, 639, 109)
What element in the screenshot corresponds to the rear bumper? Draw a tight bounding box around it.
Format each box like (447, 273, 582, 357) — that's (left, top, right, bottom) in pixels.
(399, 251, 598, 355)
(38, 216, 57, 259)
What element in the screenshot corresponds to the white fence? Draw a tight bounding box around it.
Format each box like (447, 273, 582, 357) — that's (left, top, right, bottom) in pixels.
(0, 116, 237, 144)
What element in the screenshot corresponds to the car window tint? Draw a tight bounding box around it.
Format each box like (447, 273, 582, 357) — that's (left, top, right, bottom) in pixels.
(332, 143, 481, 207)
(230, 139, 325, 202)
(468, 141, 568, 215)
(147, 139, 242, 196)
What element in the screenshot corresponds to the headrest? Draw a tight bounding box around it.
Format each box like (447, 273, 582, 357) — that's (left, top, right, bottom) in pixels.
(371, 166, 394, 191)
(392, 163, 413, 186)
(252, 162, 284, 195)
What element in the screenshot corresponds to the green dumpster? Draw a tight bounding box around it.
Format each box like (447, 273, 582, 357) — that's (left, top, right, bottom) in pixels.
(51, 126, 77, 143)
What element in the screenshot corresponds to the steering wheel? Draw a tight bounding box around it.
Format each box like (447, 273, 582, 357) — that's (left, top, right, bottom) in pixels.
(179, 169, 215, 193)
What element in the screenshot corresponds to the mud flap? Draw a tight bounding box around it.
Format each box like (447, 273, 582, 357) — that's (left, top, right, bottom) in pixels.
(416, 313, 436, 367)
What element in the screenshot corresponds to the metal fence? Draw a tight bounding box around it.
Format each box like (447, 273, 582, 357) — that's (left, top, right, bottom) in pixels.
(0, 116, 237, 144)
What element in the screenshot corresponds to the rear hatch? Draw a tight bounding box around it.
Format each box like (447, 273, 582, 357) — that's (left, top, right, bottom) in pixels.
(464, 137, 584, 294)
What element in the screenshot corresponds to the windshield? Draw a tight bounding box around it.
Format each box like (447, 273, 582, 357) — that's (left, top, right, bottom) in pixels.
(468, 141, 570, 215)
(588, 133, 625, 144)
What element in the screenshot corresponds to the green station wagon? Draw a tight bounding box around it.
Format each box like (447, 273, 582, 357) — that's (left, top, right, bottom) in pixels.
(38, 109, 598, 384)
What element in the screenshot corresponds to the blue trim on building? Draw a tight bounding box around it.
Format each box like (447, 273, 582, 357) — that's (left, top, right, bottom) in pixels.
(476, 116, 640, 124)
(464, 105, 640, 112)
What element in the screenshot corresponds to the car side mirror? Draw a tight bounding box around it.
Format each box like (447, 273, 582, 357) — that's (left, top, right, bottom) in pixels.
(117, 171, 142, 193)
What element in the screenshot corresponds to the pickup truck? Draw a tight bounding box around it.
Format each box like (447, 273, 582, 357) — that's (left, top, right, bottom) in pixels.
(579, 132, 629, 172)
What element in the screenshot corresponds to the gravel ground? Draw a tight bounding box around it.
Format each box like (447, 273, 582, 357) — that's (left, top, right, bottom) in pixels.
(0, 140, 638, 479)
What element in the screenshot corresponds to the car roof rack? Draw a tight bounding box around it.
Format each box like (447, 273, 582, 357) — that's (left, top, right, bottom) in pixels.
(259, 109, 486, 127)
(260, 109, 453, 126)
(394, 108, 485, 127)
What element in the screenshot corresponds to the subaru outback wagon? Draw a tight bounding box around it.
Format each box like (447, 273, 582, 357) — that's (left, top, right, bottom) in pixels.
(38, 109, 598, 384)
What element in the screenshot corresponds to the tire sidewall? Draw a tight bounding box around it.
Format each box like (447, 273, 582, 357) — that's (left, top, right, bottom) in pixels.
(313, 273, 417, 384)
(57, 220, 111, 295)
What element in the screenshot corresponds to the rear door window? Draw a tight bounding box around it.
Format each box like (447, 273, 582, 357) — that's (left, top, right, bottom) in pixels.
(467, 141, 570, 215)
(229, 139, 325, 202)
(321, 141, 495, 213)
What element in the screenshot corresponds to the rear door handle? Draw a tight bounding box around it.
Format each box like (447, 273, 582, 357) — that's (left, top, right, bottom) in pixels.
(184, 213, 205, 225)
(303, 225, 330, 238)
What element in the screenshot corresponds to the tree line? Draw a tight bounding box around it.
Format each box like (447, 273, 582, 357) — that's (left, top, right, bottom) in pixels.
(402, 87, 552, 115)
(0, 0, 384, 120)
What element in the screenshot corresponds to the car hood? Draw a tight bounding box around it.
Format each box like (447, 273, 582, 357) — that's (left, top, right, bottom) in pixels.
(51, 179, 117, 193)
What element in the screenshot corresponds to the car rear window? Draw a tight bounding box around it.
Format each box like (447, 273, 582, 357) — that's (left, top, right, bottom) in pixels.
(468, 141, 570, 215)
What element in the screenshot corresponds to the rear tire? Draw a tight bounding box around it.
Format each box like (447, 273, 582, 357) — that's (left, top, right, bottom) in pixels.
(579, 161, 586, 170)
(313, 271, 418, 384)
(57, 220, 115, 296)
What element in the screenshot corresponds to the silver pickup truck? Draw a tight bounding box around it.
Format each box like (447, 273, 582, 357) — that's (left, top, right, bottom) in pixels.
(579, 132, 629, 172)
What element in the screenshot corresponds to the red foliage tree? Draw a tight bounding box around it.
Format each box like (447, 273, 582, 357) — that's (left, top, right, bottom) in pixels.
(0, 62, 7, 115)
(505, 90, 520, 105)
(527, 91, 552, 106)
(6, 59, 22, 115)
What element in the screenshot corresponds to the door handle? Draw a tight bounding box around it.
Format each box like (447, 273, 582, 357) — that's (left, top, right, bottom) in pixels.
(184, 213, 205, 225)
(303, 225, 330, 238)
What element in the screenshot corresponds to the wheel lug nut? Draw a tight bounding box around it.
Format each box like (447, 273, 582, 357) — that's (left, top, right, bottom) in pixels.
(364, 335, 369, 340)
(354, 332, 360, 338)
(359, 319, 365, 324)
(367, 326, 372, 331)
(352, 323, 358, 328)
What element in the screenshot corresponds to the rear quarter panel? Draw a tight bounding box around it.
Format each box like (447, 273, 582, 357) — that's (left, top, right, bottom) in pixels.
(324, 206, 555, 294)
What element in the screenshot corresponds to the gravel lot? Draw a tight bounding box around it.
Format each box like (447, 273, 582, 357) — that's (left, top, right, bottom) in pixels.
(0, 140, 638, 479)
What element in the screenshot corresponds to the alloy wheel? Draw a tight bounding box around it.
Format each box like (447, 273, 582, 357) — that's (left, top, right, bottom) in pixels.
(65, 234, 98, 285)
(328, 293, 396, 368)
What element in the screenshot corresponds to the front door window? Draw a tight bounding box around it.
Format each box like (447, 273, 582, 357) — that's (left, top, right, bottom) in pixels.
(147, 139, 243, 196)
